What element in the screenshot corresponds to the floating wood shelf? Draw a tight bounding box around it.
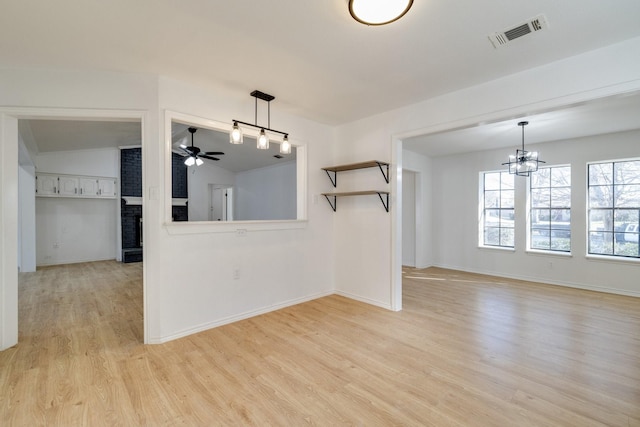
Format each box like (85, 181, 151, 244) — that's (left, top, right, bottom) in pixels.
(321, 160, 389, 187)
(321, 191, 390, 212)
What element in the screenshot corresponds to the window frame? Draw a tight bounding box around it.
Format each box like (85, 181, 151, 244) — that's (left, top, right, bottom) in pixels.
(527, 164, 572, 254)
(480, 170, 515, 249)
(587, 157, 640, 260)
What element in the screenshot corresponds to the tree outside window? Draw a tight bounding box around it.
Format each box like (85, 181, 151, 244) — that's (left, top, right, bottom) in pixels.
(530, 166, 571, 252)
(482, 171, 514, 248)
(588, 159, 640, 258)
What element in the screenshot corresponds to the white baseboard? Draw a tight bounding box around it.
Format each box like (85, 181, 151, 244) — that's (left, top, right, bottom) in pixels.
(333, 290, 393, 310)
(150, 290, 335, 344)
(434, 263, 640, 298)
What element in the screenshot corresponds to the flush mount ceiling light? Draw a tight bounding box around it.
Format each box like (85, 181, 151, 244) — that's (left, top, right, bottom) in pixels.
(348, 0, 413, 26)
(230, 90, 291, 154)
(502, 121, 545, 176)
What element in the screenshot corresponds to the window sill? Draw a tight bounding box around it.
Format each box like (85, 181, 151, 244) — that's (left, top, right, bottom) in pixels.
(526, 249, 573, 258)
(478, 245, 515, 252)
(164, 220, 308, 235)
(585, 254, 640, 265)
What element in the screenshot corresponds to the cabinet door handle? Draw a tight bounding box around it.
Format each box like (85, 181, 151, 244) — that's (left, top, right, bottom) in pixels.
(54, 186, 57, 193)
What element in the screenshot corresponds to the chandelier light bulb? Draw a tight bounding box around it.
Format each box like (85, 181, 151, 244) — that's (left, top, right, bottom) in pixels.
(230, 122, 243, 144)
(257, 129, 269, 150)
(184, 156, 195, 167)
(280, 135, 291, 154)
(195, 157, 204, 166)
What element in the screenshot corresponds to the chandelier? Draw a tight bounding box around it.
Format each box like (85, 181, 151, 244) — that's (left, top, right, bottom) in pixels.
(230, 90, 291, 154)
(502, 121, 545, 177)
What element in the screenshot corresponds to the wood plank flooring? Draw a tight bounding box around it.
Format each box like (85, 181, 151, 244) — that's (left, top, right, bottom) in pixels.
(1, 261, 639, 425)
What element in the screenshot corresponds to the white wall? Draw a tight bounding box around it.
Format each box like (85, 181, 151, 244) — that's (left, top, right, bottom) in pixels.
(34, 148, 120, 266)
(18, 165, 36, 272)
(0, 68, 158, 349)
(235, 161, 297, 221)
(430, 129, 640, 296)
(36, 148, 119, 177)
(333, 36, 640, 308)
(36, 197, 118, 265)
(0, 114, 19, 349)
(186, 161, 236, 221)
(402, 170, 416, 267)
(403, 150, 433, 268)
(155, 77, 335, 342)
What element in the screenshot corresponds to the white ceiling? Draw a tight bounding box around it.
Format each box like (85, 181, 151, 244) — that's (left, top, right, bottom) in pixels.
(403, 91, 640, 157)
(2, 0, 640, 126)
(5, 1, 640, 157)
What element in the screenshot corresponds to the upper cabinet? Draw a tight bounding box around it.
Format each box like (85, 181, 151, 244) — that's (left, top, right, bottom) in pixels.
(35, 174, 59, 196)
(36, 173, 117, 199)
(97, 178, 116, 197)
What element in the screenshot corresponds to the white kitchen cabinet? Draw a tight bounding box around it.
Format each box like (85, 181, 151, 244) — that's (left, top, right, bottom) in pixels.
(58, 176, 80, 196)
(97, 178, 117, 197)
(79, 178, 99, 196)
(35, 174, 59, 196)
(36, 173, 117, 199)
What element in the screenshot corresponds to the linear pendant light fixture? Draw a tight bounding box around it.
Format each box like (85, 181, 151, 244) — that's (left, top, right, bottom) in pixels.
(502, 121, 545, 176)
(348, 0, 414, 26)
(230, 90, 291, 154)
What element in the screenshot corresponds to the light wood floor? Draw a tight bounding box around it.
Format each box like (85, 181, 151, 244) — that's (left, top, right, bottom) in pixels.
(1, 262, 639, 426)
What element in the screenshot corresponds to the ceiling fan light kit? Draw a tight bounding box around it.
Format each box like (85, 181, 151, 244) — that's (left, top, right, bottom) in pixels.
(180, 127, 225, 167)
(502, 121, 545, 176)
(348, 0, 413, 26)
(231, 90, 291, 155)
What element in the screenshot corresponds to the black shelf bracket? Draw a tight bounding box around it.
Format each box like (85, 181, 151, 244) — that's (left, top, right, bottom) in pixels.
(378, 192, 389, 212)
(323, 194, 337, 212)
(325, 169, 337, 187)
(376, 162, 390, 184)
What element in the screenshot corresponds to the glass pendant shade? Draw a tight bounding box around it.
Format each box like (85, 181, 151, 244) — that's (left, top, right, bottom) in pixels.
(503, 121, 544, 177)
(230, 122, 244, 144)
(195, 157, 204, 166)
(349, 0, 413, 25)
(184, 156, 196, 167)
(257, 129, 269, 150)
(280, 135, 291, 154)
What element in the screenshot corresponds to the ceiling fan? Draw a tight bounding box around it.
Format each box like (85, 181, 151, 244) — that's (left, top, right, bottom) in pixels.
(180, 127, 225, 166)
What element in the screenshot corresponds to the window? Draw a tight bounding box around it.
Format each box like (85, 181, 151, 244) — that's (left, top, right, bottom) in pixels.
(588, 159, 640, 258)
(530, 166, 571, 252)
(482, 171, 514, 248)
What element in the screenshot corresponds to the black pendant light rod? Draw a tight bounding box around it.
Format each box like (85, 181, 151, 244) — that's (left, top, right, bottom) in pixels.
(519, 121, 528, 151)
(231, 120, 288, 137)
(232, 90, 288, 137)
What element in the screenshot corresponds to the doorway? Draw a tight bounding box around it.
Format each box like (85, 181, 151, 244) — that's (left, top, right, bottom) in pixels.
(209, 184, 234, 221)
(0, 108, 146, 350)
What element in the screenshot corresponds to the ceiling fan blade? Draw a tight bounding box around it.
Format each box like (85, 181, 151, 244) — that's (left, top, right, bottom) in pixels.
(199, 154, 220, 161)
(180, 147, 193, 155)
(203, 151, 224, 155)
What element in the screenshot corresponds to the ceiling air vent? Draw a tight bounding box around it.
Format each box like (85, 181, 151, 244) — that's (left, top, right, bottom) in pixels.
(489, 14, 549, 48)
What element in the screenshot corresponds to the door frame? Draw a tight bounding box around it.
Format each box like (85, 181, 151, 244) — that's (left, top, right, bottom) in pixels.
(0, 107, 148, 349)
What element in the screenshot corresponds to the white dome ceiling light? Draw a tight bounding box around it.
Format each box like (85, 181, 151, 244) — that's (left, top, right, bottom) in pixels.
(348, 0, 414, 26)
